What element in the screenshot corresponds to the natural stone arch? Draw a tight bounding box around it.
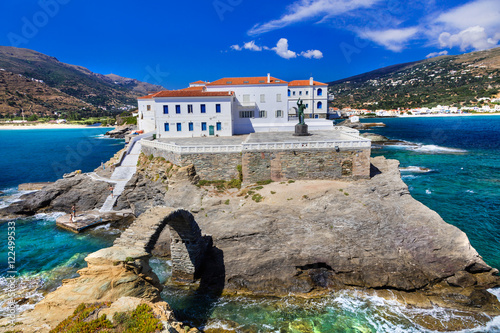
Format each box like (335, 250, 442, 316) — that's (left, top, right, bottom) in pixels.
(113, 207, 209, 282)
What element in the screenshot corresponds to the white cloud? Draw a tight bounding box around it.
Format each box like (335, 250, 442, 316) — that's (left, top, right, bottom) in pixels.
(229, 38, 323, 60)
(426, 50, 448, 58)
(301, 49, 324, 59)
(272, 38, 297, 59)
(361, 27, 419, 52)
(248, 0, 381, 35)
(435, 0, 500, 32)
(243, 41, 263, 51)
(427, 0, 500, 51)
(439, 26, 499, 51)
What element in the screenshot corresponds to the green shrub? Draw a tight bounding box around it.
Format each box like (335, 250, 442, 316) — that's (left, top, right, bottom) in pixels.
(227, 178, 241, 189)
(252, 193, 263, 202)
(252, 186, 263, 190)
(236, 165, 243, 181)
(256, 179, 273, 185)
(271, 191, 276, 194)
(224, 199, 230, 205)
(288, 180, 295, 183)
(124, 116, 137, 125)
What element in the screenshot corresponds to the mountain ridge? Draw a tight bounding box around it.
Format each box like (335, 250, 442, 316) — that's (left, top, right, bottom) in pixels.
(0, 46, 164, 117)
(328, 47, 500, 110)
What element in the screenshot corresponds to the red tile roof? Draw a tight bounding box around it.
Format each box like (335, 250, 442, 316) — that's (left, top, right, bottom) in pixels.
(138, 90, 233, 99)
(179, 86, 206, 91)
(189, 80, 208, 84)
(288, 80, 328, 86)
(207, 76, 287, 86)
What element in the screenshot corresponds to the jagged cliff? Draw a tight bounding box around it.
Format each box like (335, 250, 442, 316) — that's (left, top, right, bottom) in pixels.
(1, 156, 499, 332)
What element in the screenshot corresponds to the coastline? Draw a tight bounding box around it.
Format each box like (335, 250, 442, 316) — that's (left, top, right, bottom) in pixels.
(0, 124, 114, 130)
(395, 113, 500, 118)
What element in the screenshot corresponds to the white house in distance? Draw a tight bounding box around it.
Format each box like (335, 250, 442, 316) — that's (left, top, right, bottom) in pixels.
(137, 74, 333, 138)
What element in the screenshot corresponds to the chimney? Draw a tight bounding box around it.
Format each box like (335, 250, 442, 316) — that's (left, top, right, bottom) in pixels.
(267, 73, 271, 83)
(310, 76, 314, 85)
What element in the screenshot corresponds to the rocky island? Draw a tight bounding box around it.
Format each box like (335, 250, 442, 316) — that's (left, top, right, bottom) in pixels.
(1, 152, 499, 332)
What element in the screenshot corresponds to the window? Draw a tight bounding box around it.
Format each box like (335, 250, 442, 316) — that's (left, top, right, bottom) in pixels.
(293, 91, 296, 96)
(189, 122, 193, 131)
(259, 110, 267, 118)
(288, 89, 291, 97)
(315, 114, 319, 119)
(201, 122, 207, 131)
(299, 91, 302, 96)
(239, 111, 253, 118)
(276, 94, 282, 102)
(243, 94, 250, 103)
(317, 101, 323, 109)
(164, 123, 169, 131)
(276, 110, 283, 118)
(176, 105, 181, 114)
(306, 91, 309, 95)
(216, 104, 221, 113)
(147, 105, 151, 111)
(176, 123, 182, 131)
(317, 88, 323, 96)
(201, 104, 206, 113)
(216, 122, 221, 131)
(188, 104, 193, 113)
(306, 104, 309, 108)
(260, 94, 266, 103)
(163, 105, 168, 114)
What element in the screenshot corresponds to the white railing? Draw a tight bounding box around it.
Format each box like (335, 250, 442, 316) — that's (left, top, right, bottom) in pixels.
(242, 140, 371, 150)
(141, 137, 371, 154)
(141, 139, 242, 153)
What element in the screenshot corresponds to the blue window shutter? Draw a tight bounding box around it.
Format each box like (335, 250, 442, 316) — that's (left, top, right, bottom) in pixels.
(163, 105, 168, 114)
(164, 123, 169, 131)
(177, 123, 181, 131)
(201, 104, 206, 113)
(216, 104, 221, 113)
(176, 105, 181, 114)
(216, 122, 221, 131)
(189, 123, 193, 131)
(202, 122, 207, 131)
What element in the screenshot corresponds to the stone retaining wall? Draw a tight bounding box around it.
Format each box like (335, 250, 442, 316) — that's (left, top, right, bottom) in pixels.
(143, 144, 370, 183)
(142, 145, 240, 181)
(242, 148, 371, 183)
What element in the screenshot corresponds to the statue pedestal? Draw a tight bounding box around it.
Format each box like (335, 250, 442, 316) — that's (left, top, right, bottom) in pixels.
(294, 124, 309, 136)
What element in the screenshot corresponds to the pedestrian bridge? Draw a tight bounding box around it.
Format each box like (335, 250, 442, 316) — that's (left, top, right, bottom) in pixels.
(113, 206, 210, 281)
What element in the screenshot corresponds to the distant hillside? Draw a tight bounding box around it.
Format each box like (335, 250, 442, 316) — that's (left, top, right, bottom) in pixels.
(329, 47, 500, 109)
(0, 46, 164, 117)
(0, 69, 91, 116)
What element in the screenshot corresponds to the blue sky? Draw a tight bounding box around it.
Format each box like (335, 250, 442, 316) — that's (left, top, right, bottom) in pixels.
(0, 0, 499, 89)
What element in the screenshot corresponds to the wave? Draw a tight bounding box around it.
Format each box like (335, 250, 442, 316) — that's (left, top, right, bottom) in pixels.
(426, 189, 432, 195)
(400, 166, 433, 173)
(385, 141, 467, 154)
(413, 145, 467, 154)
(0, 188, 36, 209)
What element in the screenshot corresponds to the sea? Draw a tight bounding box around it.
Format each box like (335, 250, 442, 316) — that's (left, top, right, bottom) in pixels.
(0, 119, 499, 332)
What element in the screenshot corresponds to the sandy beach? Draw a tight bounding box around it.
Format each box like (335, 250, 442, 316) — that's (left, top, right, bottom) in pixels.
(0, 123, 114, 130)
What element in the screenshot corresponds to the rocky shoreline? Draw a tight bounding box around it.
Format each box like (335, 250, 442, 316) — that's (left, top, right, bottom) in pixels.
(1, 154, 499, 332)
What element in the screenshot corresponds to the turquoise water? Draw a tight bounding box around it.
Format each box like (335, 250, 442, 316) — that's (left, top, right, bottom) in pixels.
(0, 128, 124, 315)
(1, 123, 499, 331)
(362, 116, 500, 270)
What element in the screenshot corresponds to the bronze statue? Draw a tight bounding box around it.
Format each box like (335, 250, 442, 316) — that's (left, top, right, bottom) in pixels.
(297, 98, 306, 125)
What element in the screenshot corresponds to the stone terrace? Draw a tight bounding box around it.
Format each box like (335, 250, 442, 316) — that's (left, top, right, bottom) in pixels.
(142, 128, 372, 182)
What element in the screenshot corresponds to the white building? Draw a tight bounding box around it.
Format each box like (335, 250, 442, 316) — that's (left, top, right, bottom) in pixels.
(138, 74, 333, 138)
(287, 78, 329, 119)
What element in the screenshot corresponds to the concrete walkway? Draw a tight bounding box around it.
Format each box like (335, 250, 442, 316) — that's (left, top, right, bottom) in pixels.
(99, 141, 142, 213)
